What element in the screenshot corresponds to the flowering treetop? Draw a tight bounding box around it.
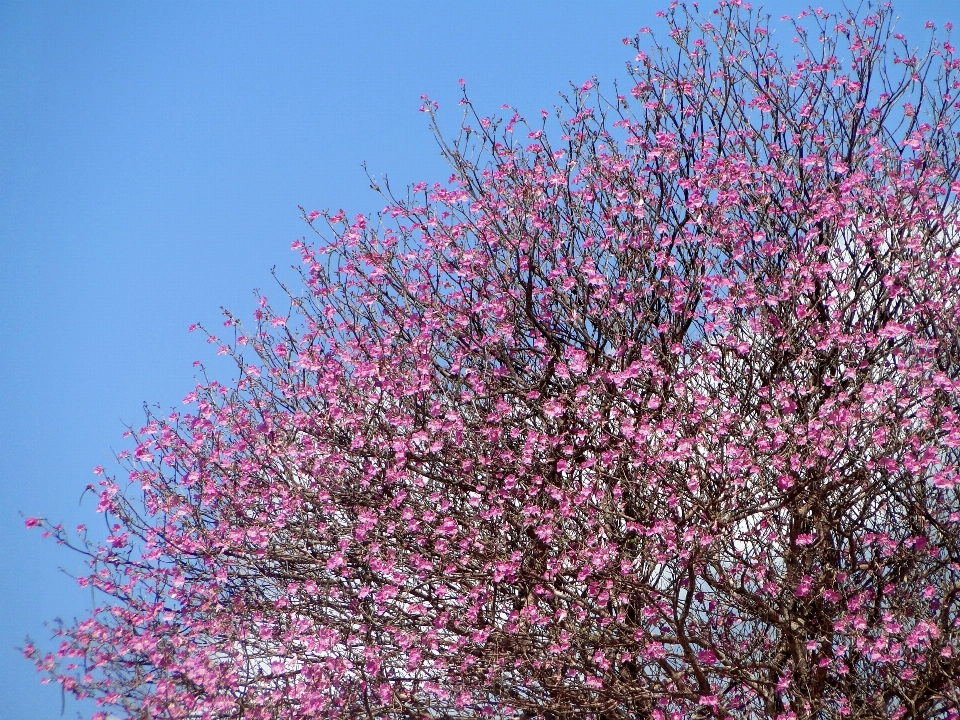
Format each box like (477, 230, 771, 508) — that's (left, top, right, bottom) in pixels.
(25, 2, 960, 719)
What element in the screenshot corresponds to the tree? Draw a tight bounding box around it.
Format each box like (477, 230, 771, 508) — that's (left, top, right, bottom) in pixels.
(25, 2, 960, 718)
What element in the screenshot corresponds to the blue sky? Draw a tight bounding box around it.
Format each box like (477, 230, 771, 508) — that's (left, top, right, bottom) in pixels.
(2, 1, 957, 717)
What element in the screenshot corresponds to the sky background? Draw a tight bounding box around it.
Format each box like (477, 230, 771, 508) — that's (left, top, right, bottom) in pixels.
(2, 1, 958, 717)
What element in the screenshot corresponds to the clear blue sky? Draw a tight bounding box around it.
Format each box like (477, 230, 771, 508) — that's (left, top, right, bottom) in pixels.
(2, 1, 956, 718)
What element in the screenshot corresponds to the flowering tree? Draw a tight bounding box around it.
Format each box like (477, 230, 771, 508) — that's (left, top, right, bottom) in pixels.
(26, 2, 960, 718)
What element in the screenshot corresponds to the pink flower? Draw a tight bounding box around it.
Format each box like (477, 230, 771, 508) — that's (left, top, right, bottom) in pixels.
(697, 649, 717, 665)
(644, 642, 666, 659)
(438, 517, 458, 536)
(543, 399, 564, 419)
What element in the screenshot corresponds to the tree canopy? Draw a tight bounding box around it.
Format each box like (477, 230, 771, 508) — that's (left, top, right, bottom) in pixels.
(26, 2, 960, 718)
